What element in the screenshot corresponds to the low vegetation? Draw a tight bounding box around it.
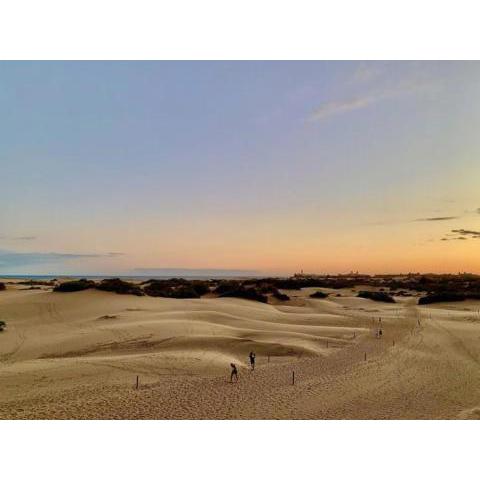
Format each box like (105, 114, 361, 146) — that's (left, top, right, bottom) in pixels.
(54, 279, 95, 292)
(218, 286, 268, 303)
(418, 292, 480, 305)
(0, 282, 5, 291)
(310, 291, 328, 299)
(43, 273, 480, 305)
(213, 280, 242, 295)
(357, 290, 395, 303)
(142, 280, 171, 297)
(272, 289, 290, 301)
(96, 278, 143, 296)
(0, 320, 6, 332)
(210, 280, 267, 303)
(142, 279, 208, 298)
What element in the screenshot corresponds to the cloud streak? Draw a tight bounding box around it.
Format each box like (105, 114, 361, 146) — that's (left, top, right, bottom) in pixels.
(309, 96, 376, 121)
(0, 250, 124, 268)
(415, 216, 459, 222)
(451, 229, 480, 237)
(0, 235, 37, 241)
(309, 77, 438, 122)
(441, 229, 480, 241)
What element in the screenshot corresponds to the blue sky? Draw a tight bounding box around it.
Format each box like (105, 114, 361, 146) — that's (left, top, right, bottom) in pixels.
(1, 61, 480, 275)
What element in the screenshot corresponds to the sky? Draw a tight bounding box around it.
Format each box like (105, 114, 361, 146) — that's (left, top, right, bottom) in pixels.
(1, 61, 480, 276)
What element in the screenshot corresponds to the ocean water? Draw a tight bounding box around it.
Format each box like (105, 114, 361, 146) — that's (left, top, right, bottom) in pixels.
(0, 274, 263, 280)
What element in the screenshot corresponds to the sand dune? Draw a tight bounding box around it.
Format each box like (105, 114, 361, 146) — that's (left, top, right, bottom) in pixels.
(1, 282, 480, 419)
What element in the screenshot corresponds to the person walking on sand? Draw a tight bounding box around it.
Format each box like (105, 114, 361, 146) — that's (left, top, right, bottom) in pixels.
(249, 351, 256, 371)
(230, 363, 238, 383)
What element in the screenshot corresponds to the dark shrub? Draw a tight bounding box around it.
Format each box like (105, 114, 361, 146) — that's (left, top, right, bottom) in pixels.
(357, 291, 395, 303)
(190, 281, 210, 296)
(143, 281, 171, 297)
(142, 280, 206, 298)
(0, 320, 6, 331)
(272, 290, 290, 301)
(310, 291, 328, 299)
(219, 287, 268, 303)
(96, 278, 143, 296)
(214, 280, 242, 295)
(418, 292, 466, 305)
(168, 286, 200, 299)
(54, 279, 95, 292)
(0, 282, 5, 291)
(255, 284, 277, 294)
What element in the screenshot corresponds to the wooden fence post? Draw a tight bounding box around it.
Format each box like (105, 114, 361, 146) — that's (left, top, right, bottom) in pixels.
(136, 375, 139, 389)
(292, 371, 295, 385)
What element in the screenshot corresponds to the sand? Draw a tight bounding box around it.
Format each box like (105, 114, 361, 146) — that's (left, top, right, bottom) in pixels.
(1, 280, 480, 419)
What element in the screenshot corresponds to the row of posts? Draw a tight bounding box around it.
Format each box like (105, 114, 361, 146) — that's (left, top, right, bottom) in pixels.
(133, 330, 402, 388)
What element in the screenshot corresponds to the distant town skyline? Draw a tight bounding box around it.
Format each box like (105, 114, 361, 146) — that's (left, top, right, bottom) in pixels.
(1, 61, 480, 275)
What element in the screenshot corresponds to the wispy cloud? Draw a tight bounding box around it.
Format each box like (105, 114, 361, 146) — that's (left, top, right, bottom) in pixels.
(451, 229, 480, 237)
(309, 77, 438, 122)
(0, 250, 124, 268)
(441, 237, 467, 241)
(0, 235, 37, 241)
(441, 229, 480, 241)
(366, 215, 460, 227)
(309, 96, 376, 121)
(414, 216, 459, 222)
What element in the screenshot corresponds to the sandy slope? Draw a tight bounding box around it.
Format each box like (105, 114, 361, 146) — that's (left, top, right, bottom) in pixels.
(1, 283, 480, 419)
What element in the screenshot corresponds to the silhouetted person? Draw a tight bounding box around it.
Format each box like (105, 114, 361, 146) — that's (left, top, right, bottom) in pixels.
(230, 363, 238, 383)
(249, 351, 256, 370)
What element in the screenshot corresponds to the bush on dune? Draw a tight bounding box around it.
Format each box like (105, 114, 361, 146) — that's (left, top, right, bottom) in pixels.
(357, 290, 395, 303)
(212, 280, 267, 302)
(219, 287, 268, 303)
(310, 291, 328, 299)
(54, 279, 95, 292)
(272, 289, 290, 301)
(190, 280, 211, 296)
(213, 280, 242, 295)
(0, 282, 5, 291)
(418, 292, 464, 304)
(142, 280, 206, 298)
(168, 286, 200, 299)
(143, 281, 171, 297)
(0, 320, 6, 331)
(96, 278, 143, 296)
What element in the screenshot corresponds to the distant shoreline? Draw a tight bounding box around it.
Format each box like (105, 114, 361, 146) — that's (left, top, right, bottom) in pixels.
(0, 274, 267, 281)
